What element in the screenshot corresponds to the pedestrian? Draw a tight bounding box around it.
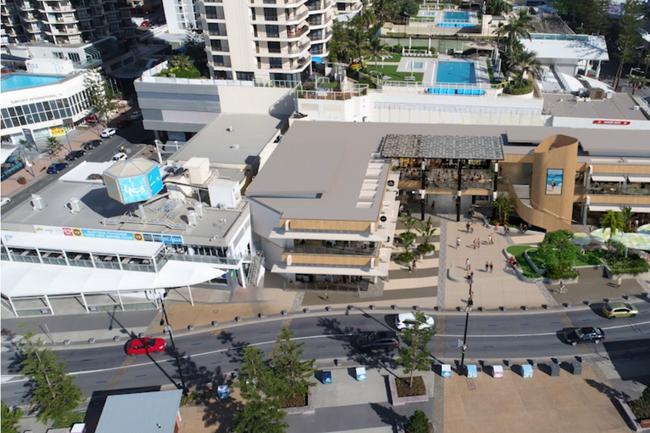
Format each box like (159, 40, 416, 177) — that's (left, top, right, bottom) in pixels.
(488, 234, 493, 245)
(465, 258, 471, 272)
(616, 276, 622, 288)
(456, 237, 461, 249)
(412, 259, 417, 272)
(559, 280, 566, 293)
(408, 263, 413, 273)
(489, 261, 493, 273)
(472, 239, 476, 250)
(485, 261, 489, 272)
(470, 223, 474, 234)
(477, 237, 481, 249)
(466, 222, 471, 233)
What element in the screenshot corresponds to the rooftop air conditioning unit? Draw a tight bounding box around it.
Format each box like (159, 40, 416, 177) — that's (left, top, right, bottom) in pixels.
(31, 194, 46, 210)
(379, 214, 388, 223)
(187, 211, 198, 227)
(67, 198, 82, 213)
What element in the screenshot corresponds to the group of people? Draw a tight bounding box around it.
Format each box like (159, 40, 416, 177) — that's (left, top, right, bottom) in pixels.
(507, 255, 519, 268)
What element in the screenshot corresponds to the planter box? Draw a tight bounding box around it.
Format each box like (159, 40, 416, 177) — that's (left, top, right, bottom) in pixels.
(388, 375, 429, 406)
(614, 397, 650, 432)
(603, 265, 640, 281)
(283, 391, 315, 415)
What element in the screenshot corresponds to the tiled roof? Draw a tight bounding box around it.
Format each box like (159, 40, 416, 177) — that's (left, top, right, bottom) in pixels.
(380, 134, 505, 160)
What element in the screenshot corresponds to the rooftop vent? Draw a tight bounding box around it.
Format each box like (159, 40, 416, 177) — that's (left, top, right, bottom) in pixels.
(228, 144, 240, 150)
(30, 194, 46, 211)
(187, 211, 198, 227)
(67, 198, 82, 214)
(226, 126, 233, 132)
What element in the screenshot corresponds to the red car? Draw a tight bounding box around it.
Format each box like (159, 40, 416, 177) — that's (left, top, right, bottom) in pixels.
(125, 337, 166, 355)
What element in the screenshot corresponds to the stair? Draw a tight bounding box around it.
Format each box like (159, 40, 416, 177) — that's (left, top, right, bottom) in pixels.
(246, 254, 265, 287)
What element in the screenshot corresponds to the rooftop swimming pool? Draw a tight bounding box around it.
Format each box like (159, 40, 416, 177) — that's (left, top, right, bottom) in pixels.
(436, 61, 476, 84)
(1, 73, 65, 92)
(438, 10, 473, 28)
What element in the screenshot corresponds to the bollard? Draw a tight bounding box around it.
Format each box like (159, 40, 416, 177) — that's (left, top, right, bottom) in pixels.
(325, 306, 331, 312)
(542, 304, 548, 309)
(412, 305, 418, 311)
(499, 306, 506, 311)
(390, 304, 397, 310)
(234, 316, 241, 322)
(187, 325, 194, 331)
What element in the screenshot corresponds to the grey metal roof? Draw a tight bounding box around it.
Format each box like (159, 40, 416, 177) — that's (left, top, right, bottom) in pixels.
(380, 134, 505, 160)
(543, 93, 648, 121)
(95, 390, 182, 433)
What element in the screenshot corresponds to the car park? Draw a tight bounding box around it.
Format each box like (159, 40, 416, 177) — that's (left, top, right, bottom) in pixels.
(46, 162, 68, 174)
(602, 302, 638, 319)
(395, 312, 435, 331)
(64, 150, 85, 161)
(562, 327, 605, 346)
(82, 140, 102, 151)
(100, 128, 117, 138)
(356, 331, 400, 351)
(125, 337, 166, 355)
(112, 152, 127, 161)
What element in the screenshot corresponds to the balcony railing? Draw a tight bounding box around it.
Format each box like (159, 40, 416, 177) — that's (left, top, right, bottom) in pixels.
(296, 84, 369, 100)
(287, 243, 379, 256)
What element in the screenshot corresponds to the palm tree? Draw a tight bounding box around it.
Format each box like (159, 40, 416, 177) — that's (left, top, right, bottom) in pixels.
(367, 35, 389, 64)
(497, 9, 533, 70)
(509, 49, 541, 88)
(486, 0, 512, 15)
(46, 136, 62, 156)
(169, 54, 194, 70)
(620, 206, 635, 232)
(628, 74, 647, 95)
(600, 210, 625, 238)
(493, 194, 513, 225)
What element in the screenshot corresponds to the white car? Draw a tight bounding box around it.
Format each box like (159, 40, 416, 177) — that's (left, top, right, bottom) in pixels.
(396, 312, 435, 331)
(112, 152, 127, 161)
(0, 197, 11, 207)
(100, 128, 117, 138)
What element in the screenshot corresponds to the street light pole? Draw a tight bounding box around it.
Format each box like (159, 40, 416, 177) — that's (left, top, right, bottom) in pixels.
(159, 292, 188, 394)
(460, 275, 474, 373)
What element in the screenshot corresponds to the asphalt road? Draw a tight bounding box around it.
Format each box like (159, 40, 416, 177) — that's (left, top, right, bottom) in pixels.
(2, 302, 650, 406)
(2, 122, 149, 213)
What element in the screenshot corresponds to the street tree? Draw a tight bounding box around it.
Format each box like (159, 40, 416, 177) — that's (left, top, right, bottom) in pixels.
(620, 206, 635, 232)
(46, 136, 63, 156)
(404, 409, 430, 433)
(536, 230, 579, 280)
(613, 0, 644, 90)
(18, 335, 82, 425)
(416, 216, 437, 256)
(270, 328, 315, 407)
(235, 346, 286, 433)
(486, 0, 512, 15)
(600, 210, 625, 238)
(397, 311, 435, 388)
(84, 70, 117, 127)
(493, 194, 513, 225)
(1, 402, 23, 433)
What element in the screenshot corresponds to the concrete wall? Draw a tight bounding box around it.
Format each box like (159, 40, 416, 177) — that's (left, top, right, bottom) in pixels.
(217, 86, 295, 116)
(221, 0, 256, 73)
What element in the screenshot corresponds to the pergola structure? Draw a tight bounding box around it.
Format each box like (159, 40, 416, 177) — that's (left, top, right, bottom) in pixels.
(380, 134, 505, 221)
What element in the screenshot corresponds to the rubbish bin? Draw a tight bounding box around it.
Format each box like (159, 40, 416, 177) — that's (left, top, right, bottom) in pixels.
(321, 370, 333, 384)
(521, 364, 534, 379)
(572, 361, 582, 375)
(550, 363, 560, 377)
(466, 364, 478, 378)
(217, 384, 230, 400)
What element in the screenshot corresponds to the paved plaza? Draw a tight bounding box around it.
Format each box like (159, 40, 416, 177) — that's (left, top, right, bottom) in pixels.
(440, 221, 554, 310)
(443, 363, 635, 433)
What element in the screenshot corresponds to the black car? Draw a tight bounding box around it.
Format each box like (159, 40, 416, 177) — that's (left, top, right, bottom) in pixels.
(82, 140, 102, 150)
(46, 162, 68, 174)
(356, 331, 400, 351)
(562, 327, 605, 346)
(65, 150, 85, 161)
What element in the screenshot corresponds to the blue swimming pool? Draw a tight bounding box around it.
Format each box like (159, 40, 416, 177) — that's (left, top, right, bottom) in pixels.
(1, 73, 65, 92)
(436, 61, 476, 84)
(438, 10, 473, 27)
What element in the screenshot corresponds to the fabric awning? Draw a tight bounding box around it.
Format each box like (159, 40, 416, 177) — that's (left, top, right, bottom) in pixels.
(627, 175, 650, 183)
(589, 205, 621, 212)
(591, 174, 626, 183)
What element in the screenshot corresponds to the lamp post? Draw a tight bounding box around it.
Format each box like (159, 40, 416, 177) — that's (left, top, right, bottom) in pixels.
(159, 291, 188, 394)
(459, 275, 474, 373)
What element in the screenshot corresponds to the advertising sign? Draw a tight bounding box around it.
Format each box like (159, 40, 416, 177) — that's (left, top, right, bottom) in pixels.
(592, 119, 631, 126)
(116, 167, 164, 204)
(49, 127, 66, 137)
(34, 225, 183, 245)
(545, 168, 563, 195)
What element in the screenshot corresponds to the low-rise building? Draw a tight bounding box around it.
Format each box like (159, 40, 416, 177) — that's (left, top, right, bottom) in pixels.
(94, 390, 183, 433)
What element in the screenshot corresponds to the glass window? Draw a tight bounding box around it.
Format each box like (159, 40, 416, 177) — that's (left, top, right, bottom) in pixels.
(43, 101, 51, 111)
(15, 106, 23, 116)
(1, 108, 9, 118)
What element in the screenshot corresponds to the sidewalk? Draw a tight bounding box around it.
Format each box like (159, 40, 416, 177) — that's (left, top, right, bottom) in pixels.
(440, 221, 555, 309)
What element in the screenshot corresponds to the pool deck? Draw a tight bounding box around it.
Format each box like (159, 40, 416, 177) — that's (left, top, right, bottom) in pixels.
(396, 56, 490, 87)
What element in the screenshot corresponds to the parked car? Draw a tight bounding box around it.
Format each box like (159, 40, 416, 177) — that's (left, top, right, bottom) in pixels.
(125, 337, 166, 356)
(64, 150, 85, 161)
(130, 110, 142, 120)
(84, 114, 98, 124)
(1, 197, 11, 207)
(561, 327, 605, 346)
(356, 331, 400, 351)
(602, 302, 638, 319)
(82, 139, 102, 150)
(395, 312, 435, 331)
(46, 162, 68, 174)
(100, 127, 117, 138)
(112, 152, 127, 161)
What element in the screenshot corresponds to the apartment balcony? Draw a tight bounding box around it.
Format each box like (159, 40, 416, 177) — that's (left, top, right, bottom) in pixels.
(257, 40, 310, 57)
(275, 251, 389, 277)
(46, 14, 78, 23)
(309, 28, 332, 43)
(18, 2, 34, 11)
(46, 25, 81, 35)
(252, 5, 309, 25)
(20, 13, 38, 22)
(250, 0, 308, 8)
(306, 0, 334, 12)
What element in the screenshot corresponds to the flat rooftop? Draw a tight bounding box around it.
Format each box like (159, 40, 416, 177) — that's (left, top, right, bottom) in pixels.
(95, 390, 182, 433)
(247, 122, 391, 222)
(544, 93, 649, 121)
(170, 113, 283, 167)
(522, 33, 609, 61)
(2, 175, 247, 246)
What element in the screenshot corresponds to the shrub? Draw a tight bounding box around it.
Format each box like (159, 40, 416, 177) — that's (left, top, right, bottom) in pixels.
(405, 409, 431, 433)
(630, 387, 650, 420)
(504, 80, 533, 95)
(417, 243, 435, 255)
(16, 177, 26, 185)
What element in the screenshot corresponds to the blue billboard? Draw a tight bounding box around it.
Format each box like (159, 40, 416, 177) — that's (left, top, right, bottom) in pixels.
(117, 167, 164, 204)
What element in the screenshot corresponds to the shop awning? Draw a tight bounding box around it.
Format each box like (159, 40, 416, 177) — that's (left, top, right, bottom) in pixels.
(589, 205, 621, 212)
(627, 175, 650, 183)
(591, 174, 626, 183)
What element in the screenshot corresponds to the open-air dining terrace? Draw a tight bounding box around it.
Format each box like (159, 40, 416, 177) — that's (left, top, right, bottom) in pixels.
(287, 240, 379, 256)
(398, 165, 494, 191)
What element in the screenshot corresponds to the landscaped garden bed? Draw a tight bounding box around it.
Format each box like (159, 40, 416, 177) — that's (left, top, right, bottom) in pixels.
(395, 376, 426, 397)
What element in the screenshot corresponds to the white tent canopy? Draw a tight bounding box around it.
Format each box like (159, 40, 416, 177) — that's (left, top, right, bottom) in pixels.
(591, 174, 626, 183)
(628, 175, 650, 183)
(559, 72, 586, 93)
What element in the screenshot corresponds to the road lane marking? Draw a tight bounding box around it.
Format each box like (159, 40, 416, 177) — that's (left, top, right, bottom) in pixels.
(2, 320, 649, 384)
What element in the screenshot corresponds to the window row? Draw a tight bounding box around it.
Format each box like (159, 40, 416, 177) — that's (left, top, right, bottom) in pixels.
(1, 89, 91, 129)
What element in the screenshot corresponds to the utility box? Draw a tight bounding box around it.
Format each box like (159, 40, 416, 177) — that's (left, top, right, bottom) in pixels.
(550, 363, 561, 376)
(320, 370, 332, 384)
(466, 364, 478, 378)
(184, 157, 210, 184)
(572, 361, 582, 375)
(441, 364, 452, 378)
(355, 367, 367, 381)
(208, 178, 242, 209)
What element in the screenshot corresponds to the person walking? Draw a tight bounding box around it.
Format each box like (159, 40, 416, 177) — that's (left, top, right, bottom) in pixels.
(465, 258, 471, 272)
(488, 234, 493, 245)
(489, 261, 493, 273)
(485, 261, 489, 272)
(466, 222, 471, 233)
(456, 237, 461, 249)
(412, 259, 417, 272)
